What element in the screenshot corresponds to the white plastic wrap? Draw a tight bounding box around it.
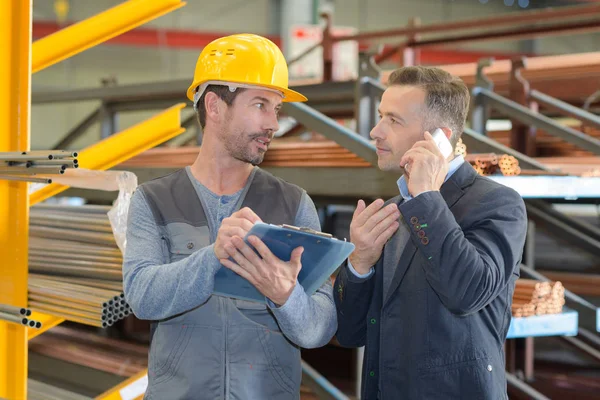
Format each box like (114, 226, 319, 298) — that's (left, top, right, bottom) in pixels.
(31, 168, 138, 253)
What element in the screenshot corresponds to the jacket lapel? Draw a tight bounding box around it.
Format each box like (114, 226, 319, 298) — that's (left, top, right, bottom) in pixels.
(440, 161, 478, 209)
(382, 161, 478, 306)
(382, 222, 417, 306)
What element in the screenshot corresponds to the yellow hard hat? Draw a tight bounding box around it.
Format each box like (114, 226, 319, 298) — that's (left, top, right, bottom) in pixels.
(186, 33, 307, 104)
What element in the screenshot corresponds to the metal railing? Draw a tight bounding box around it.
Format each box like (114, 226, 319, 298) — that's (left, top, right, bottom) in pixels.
(301, 360, 350, 400)
(281, 101, 378, 167)
(530, 89, 600, 131)
(471, 87, 600, 155)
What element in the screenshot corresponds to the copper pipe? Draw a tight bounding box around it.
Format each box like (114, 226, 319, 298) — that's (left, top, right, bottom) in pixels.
(512, 279, 565, 317)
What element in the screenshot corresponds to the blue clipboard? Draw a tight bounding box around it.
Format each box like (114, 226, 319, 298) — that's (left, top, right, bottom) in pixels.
(212, 222, 355, 303)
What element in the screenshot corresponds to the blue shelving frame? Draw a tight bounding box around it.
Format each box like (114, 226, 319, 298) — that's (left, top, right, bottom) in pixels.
(507, 309, 578, 339)
(488, 176, 600, 200)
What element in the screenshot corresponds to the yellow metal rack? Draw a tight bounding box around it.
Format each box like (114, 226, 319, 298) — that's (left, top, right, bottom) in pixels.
(0, 1, 187, 398)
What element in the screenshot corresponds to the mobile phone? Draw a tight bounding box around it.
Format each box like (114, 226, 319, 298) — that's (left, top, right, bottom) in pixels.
(431, 128, 453, 158)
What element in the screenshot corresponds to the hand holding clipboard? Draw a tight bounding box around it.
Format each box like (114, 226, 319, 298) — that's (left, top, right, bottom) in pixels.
(215, 222, 355, 303)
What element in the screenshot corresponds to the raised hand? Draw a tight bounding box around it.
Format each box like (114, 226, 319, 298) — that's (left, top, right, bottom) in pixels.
(348, 199, 400, 274)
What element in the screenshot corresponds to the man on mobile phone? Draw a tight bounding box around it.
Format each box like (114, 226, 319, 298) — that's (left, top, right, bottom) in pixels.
(334, 66, 527, 399)
(123, 34, 337, 399)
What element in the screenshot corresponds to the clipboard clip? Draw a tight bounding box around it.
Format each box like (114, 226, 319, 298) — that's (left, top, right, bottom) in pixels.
(281, 224, 333, 239)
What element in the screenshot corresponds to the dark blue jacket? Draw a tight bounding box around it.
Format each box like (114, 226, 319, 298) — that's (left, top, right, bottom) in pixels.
(334, 162, 527, 399)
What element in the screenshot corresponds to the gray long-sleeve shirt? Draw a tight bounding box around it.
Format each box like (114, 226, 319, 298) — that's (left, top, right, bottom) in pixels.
(123, 166, 337, 349)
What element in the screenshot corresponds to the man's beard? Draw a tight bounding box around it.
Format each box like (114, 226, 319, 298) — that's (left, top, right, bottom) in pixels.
(224, 131, 271, 166)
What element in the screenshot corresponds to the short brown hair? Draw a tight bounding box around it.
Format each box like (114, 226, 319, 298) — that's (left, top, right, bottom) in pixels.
(195, 85, 246, 129)
(387, 66, 470, 147)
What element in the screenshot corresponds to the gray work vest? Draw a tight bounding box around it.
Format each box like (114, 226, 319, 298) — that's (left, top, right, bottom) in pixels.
(139, 168, 303, 400)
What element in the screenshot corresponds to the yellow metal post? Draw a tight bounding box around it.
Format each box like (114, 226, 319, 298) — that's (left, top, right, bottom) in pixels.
(31, 103, 186, 205)
(32, 0, 186, 73)
(0, 0, 32, 398)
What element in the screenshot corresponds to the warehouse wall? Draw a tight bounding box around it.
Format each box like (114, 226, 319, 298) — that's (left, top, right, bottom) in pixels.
(30, 0, 599, 150)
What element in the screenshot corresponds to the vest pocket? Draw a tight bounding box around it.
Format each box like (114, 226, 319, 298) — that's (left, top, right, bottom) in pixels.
(147, 324, 224, 399)
(228, 326, 301, 398)
(166, 223, 211, 262)
(149, 324, 193, 385)
(259, 329, 301, 394)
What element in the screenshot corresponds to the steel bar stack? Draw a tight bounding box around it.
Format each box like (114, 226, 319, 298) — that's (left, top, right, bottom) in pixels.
(0, 150, 78, 184)
(512, 279, 566, 318)
(0, 303, 42, 329)
(28, 204, 130, 328)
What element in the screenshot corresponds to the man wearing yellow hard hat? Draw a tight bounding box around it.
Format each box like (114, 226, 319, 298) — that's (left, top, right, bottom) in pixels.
(123, 34, 337, 399)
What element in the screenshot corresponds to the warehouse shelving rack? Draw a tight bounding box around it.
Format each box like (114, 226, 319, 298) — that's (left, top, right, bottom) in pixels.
(32, 55, 600, 400)
(9, 3, 600, 399)
(0, 1, 187, 399)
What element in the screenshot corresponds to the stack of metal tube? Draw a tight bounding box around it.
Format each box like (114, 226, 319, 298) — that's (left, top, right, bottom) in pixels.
(0, 303, 42, 329)
(28, 204, 130, 328)
(0, 150, 78, 184)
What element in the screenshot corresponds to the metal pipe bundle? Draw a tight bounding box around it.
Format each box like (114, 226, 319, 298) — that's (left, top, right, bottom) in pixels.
(464, 153, 523, 176)
(0, 303, 42, 329)
(512, 279, 566, 318)
(28, 203, 130, 328)
(0, 149, 78, 184)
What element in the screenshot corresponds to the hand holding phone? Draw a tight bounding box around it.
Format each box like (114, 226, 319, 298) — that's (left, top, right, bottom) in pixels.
(431, 128, 453, 159)
(399, 129, 452, 196)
